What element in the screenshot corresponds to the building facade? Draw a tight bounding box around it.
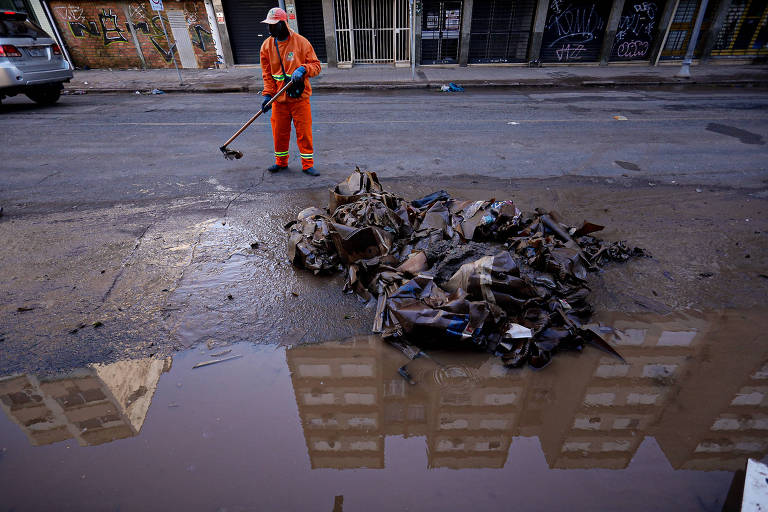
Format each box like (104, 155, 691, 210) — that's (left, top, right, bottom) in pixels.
(12, 0, 768, 69)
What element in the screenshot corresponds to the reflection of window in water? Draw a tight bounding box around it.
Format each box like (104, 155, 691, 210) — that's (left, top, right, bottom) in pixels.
(407, 404, 425, 422)
(384, 379, 405, 397)
(426, 13, 439, 29)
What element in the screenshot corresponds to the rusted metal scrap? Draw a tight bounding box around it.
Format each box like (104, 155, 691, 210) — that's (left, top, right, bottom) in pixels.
(285, 169, 645, 369)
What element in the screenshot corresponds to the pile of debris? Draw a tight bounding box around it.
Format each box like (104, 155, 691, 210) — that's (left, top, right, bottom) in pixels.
(286, 169, 645, 369)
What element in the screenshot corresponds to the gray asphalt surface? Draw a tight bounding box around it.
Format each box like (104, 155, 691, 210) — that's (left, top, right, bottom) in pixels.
(1, 88, 767, 374)
(1, 87, 767, 212)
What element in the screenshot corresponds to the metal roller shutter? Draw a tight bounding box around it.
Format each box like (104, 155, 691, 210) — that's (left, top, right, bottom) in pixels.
(295, 0, 328, 62)
(222, 0, 274, 64)
(468, 0, 536, 63)
(540, 0, 612, 63)
(611, 0, 667, 61)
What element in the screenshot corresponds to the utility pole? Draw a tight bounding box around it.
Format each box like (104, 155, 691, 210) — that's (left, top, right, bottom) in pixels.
(675, 0, 710, 78)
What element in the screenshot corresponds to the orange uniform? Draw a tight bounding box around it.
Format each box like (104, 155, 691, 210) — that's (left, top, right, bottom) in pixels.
(260, 29, 321, 170)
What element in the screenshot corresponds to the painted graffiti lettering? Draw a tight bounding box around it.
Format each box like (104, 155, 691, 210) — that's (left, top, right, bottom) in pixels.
(190, 24, 213, 51)
(54, 4, 84, 22)
(69, 20, 99, 37)
(616, 40, 649, 58)
(546, 3, 605, 46)
(612, 0, 660, 60)
(150, 15, 177, 62)
(555, 43, 586, 61)
(99, 9, 128, 45)
(126, 21, 151, 35)
(50, 0, 216, 69)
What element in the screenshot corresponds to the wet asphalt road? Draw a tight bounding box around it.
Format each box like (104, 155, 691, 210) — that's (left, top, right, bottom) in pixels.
(1, 87, 767, 374)
(1, 87, 767, 211)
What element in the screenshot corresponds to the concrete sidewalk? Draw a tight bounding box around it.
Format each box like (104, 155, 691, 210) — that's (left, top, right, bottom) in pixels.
(64, 62, 768, 94)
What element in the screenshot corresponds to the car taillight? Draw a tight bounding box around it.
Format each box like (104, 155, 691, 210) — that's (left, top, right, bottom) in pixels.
(52, 43, 61, 55)
(0, 44, 22, 58)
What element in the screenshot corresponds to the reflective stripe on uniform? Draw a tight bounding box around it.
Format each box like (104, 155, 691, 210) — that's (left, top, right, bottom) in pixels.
(275, 151, 289, 156)
(300, 153, 313, 159)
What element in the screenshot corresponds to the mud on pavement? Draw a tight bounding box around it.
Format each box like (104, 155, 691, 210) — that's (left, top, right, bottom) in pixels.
(1, 174, 766, 375)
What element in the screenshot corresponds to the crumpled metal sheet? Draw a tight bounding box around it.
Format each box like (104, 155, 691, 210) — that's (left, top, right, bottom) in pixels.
(286, 170, 645, 369)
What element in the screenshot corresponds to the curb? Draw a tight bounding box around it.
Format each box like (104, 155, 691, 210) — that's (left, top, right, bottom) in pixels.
(63, 78, 768, 94)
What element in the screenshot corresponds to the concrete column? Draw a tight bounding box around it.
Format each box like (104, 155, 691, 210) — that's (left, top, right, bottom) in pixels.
(321, 0, 338, 67)
(599, 0, 626, 65)
(700, 0, 733, 62)
(211, 0, 235, 67)
(458, 0, 474, 66)
(647, 0, 679, 65)
(528, 0, 550, 63)
(414, 0, 423, 65)
(285, 0, 299, 33)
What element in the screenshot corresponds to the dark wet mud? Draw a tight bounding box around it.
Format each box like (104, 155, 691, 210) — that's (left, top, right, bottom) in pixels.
(2, 309, 767, 511)
(1, 175, 767, 374)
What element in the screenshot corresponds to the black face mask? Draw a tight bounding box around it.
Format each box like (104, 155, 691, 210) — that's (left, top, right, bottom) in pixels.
(269, 21, 289, 41)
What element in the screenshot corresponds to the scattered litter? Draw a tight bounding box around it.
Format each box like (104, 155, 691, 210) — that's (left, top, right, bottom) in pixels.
(135, 91, 141, 95)
(92, 321, 103, 328)
(227, 294, 234, 300)
(168, 402, 180, 408)
(286, 168, 644, 370)
(696, 188, 702, 193)
(291, 291, 299, 297)
(151, 88, 165, 95)
(192, 354, 243, 369)
(250, 241, 259, 249)
(210, 349, 232, 357)
(507, 122, 520, 125)
(16, 306, 34, 312)
(699, 272, 714, 278)
(613, 115, 628, 121)
(440, 82, 464, 92)
(83, 81, 88, 85)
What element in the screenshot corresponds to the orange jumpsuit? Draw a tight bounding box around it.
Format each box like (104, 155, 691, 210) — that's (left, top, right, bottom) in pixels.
(259, 29, 321, 170)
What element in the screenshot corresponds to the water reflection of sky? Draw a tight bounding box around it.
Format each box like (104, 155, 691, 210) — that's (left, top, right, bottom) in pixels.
(1, 309, 767, 510)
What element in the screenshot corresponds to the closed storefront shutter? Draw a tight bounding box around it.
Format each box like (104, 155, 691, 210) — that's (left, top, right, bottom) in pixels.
(468, 0, 536, 63)
(222, 0, 274, 64)
(295, 0, 328, 62)
(540, 0, 612, 63)
(611, 0, 667, 61)
(711, 0, 768, 58)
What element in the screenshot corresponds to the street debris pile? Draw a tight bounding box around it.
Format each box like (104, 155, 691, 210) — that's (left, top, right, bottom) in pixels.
(286, 169, 645, 369)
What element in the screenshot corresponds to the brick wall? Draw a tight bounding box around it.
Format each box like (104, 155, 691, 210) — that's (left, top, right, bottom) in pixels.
(49, 0, 217, 69)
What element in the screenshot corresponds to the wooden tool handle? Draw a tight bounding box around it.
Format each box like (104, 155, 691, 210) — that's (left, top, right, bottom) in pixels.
(221, 79, 294, 149)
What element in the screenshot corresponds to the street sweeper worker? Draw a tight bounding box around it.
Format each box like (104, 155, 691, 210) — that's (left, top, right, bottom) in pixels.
(259, 7, 322, 177)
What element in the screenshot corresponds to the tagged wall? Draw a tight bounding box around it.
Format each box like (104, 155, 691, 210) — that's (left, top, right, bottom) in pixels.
(49, 0, 217, 69)
(540, 0, 611, 63)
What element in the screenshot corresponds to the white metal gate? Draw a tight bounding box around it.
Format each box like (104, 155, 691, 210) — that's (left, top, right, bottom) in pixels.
(334, 0, 411, 65)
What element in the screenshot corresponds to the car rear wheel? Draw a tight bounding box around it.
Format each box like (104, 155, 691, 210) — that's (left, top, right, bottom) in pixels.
(26, 84, 62, 105)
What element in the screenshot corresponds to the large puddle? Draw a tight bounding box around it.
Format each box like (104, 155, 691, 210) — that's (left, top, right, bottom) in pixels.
(2, 309, 767, 511)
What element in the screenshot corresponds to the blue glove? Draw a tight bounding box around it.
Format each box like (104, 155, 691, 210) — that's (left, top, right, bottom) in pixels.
(291, 66, 306, 82)
(261, 94, 272, 112)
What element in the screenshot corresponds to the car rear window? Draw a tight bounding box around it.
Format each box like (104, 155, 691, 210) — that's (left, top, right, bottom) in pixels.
(0, 19, 48, 38)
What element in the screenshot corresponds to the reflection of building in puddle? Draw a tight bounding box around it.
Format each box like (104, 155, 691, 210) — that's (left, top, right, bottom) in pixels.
(287, 310, 768, 471)
(0, 358, 171, 446)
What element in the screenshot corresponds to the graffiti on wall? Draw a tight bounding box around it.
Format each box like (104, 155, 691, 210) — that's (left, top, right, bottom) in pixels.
(541, 0, 610, 63)
(51, 1, 215, 67)
(612, 0, 663, 60)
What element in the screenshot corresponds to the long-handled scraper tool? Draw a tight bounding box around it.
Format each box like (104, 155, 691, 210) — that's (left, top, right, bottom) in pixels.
(219, 79, 294, 160)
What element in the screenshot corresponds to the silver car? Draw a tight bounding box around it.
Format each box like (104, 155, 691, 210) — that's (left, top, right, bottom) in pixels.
(0, 10, 72, 105)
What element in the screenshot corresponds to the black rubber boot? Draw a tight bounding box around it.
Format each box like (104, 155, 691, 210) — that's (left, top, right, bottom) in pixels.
(268, 164, 287, 173)
(302, 167, 319, 177)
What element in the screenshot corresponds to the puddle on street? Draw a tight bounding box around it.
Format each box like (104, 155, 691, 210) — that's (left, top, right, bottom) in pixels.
(2, 309, 767, 511)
